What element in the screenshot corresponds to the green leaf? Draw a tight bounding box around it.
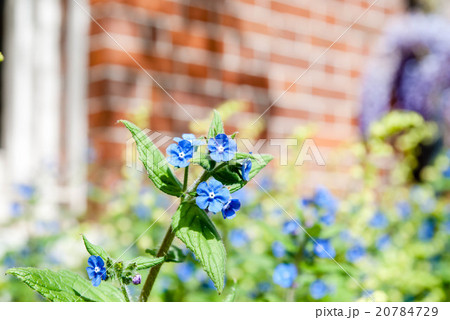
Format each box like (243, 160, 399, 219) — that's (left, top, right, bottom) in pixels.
(172, 202, 226, 293)
(126, 256, 165, 270)
(207, 110, 225, 139)
(146, 246, 187, 263)
(7, 268, 124, 302)
(191, 152, 216, 171)
(82, 235, 109, 261)
(212, 152, 273, 193)
(119, 120, 183, 197)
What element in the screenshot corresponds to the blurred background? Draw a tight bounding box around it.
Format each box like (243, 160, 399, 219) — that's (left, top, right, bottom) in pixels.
(0, 0, 449, 301)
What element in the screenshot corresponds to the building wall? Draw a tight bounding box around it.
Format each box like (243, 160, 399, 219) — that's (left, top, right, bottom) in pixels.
(87, 0, 405, 191)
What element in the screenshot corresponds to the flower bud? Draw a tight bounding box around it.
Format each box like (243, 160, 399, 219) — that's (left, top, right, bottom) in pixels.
(132, 274, 141, 285)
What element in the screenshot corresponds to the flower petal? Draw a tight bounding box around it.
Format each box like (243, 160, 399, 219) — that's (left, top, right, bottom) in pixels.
(86, 267, 95, 279)
(87, 256, 97, 267)
(92, 275, 102, 287)
(196, 195, 210, 210)
(196, 181, 210, 196)
(208, 199, 224, 213)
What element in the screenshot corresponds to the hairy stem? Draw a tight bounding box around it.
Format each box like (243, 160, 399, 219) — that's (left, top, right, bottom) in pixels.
(120, 280, 131, 302)
(139, 163, 226, 301)
(139, 225, 176, 302)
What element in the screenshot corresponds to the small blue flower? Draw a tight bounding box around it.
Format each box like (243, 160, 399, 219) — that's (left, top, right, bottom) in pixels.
(396, 201, 411, 220)
(175, 262, 195, 282)
(310, 280, 329, 299)
(442, 166, 450, 178)
(207, 133, 237, 162)
(132, 274, 141, 285)
(313, 187, 338, 212)
(86, 256, 107, 287)
(369, 212, 388, 229)
(222, 198, 241, 219)
(282, 219, 300, 235)
(241, 157, 252, 181)
(166, 139, 194, 168)
(314, 239, 336, 259)
(273, 263, 297, 288)
(272, 241, 286, 258)
(174, 134, 205, 148)
(346, 244, 366, 262)
(16, 184, 35, 200)
(196, 178, 230, 213)
(229, 229, 249, 248)
(376, 234, 391, 250)
(418, 218, 435, 241)
(10, 202, 23, 217)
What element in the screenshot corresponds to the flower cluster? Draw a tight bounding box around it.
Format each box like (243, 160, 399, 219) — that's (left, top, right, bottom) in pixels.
(167, 131, 253, 220)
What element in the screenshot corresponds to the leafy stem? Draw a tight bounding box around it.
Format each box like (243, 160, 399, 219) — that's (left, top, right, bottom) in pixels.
(119, 279, 131, 302)
(139, 225, 176, 302)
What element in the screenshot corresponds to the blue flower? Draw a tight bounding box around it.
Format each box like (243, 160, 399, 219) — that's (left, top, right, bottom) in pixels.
(86, 256, 107, 287)
(369, 212, 388, 229)
(222, 198, 241, 219)
(166, 139, 194, 168)
(418, 218, 435, 241)
(175, 262, 195, 282)
(241, 157, 252, 181)
(10, 202, 23, 217)
(229, 229, 249, 248)
(314, 239, 336, 259)
(272, 241, 286, 258)
(16, 184, 35, 200)
(310, 280, 328, 299)
(174, 134, 205, 148)
(376, 234, 391, 250)
(273, 263, 297, 288)
(196, 178, 230, 213)
(313, 187, 338, 211)
(282, 219, 300, 235)
(396, 201, 411, 220)
(443, 166, 450, 178)
(346, 244, 366, 262)
(207, 133, 237, 162)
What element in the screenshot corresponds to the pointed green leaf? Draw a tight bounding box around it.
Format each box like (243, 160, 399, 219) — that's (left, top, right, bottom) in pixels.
(119, 120, 183, 196)
(212, 152, 273, 193)
(172, 202, 226, 293)
(126, 256, 165, 270)
(146, 245, 187, 263)
(7, 268, 124, 302)
(207, 110, 225, 139)
(82, 235, 109, 261)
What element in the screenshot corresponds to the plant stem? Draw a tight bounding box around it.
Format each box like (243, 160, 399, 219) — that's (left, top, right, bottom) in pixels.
(120, 280, 131, 302)
(183, 166, 189, 191)
(139, 163, 225, 301)
(139, 225, 176, 301)
(139, 167, 190, 302)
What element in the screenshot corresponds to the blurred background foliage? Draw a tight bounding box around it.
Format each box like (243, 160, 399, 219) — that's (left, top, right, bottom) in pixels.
(1, 104, 449, 302)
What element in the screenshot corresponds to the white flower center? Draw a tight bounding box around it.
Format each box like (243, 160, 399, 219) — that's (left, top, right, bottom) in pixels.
(94, 267, 100, 273)
(179, 152, 185, 158)
(217, 146, 224, 153)
(209, 192, 215, 198)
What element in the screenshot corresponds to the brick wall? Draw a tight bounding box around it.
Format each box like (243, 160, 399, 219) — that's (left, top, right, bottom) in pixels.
(87, 0, 405, 191)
